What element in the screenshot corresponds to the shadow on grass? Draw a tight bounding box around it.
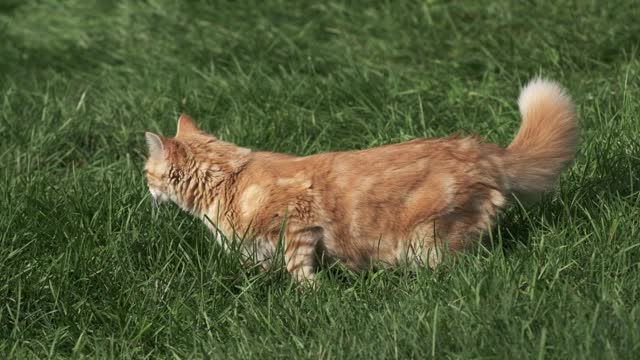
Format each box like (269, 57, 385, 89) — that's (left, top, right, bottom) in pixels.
(494, 142, 640, 253)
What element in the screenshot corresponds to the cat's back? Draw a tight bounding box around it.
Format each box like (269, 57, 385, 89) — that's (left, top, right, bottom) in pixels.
(250, 136, 507, 209)
(302, 136, 505, 191)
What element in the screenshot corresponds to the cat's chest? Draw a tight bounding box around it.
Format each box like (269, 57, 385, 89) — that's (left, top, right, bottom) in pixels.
(201, 215, 275, 266)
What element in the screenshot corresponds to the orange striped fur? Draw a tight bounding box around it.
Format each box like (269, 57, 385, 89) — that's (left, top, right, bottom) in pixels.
(144, 79, 577, 283)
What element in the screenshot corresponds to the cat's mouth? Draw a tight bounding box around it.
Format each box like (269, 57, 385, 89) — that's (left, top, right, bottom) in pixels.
(149, 189, 168, 208)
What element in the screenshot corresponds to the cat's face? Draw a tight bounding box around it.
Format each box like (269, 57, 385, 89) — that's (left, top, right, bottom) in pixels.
(144, 132, 178, 207)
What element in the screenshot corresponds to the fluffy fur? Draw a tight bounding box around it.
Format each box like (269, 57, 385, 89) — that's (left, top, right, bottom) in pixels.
(144, 78, 577, 283)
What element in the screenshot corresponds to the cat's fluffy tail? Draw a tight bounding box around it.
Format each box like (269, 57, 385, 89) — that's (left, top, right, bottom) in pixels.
(504, 78, 578, 198)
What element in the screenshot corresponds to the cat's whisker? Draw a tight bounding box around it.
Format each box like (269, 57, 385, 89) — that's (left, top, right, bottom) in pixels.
(151, 196, 158, 209)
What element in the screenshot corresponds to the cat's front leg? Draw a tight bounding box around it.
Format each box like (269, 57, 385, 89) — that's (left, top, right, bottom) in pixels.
(285, 226, 322, 284)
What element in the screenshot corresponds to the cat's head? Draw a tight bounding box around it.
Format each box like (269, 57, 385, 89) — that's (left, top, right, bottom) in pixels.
(143, 114, 250, 211)
(144, 114, 201, 208)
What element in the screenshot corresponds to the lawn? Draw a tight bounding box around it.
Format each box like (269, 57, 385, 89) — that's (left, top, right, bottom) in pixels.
(1, 0, 640, 358)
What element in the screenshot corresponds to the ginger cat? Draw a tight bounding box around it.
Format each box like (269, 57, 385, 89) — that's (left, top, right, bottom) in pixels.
(144, 79, 577, 283)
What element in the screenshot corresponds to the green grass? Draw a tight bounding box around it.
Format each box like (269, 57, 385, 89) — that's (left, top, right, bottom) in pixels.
(1, 0, 640, 358)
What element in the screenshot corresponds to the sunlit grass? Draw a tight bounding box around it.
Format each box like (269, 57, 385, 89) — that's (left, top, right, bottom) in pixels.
(1, 0, 639, 358)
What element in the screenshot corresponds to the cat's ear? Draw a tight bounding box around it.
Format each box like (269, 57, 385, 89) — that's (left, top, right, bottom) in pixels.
(145, 132, 167, 159)
(176, 113, 200, 138)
